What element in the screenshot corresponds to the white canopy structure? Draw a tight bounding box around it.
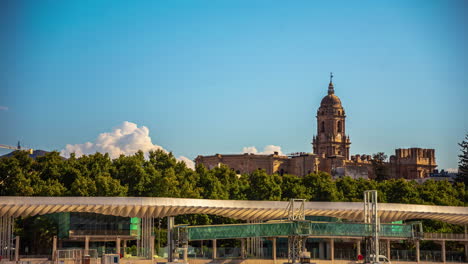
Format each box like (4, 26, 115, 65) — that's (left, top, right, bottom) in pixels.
(0, 196, 467, 224)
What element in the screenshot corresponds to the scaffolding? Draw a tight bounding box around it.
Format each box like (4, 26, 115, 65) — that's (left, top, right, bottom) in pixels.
(364, 190, 380, 264)
(286, 199, 306, 264)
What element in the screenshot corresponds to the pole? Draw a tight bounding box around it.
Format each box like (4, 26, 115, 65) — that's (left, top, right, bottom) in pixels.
(356, 240, 361, 257)
(116, 237, 121, 255)
(441, 240, 446, 264)
(150, 235, 155, 260)
(212, 239, 217, 259)
(167, 216, 174, 262)
(15, 236, 20, 262)
(52, 236, 57, 261)
(85, 236, 90, 253)
(272, 238, 277, 263)
(415, 240, 420, 263)
(241, 239, 245, 259)
(386, 240, 391, 260)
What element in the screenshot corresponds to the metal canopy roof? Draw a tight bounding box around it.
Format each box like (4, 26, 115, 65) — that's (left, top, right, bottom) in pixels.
(0, 196, 467, 224)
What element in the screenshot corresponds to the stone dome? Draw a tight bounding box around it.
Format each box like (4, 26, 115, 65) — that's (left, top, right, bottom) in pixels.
(319, 81, 342, 107)
(320, 94, 342, 107)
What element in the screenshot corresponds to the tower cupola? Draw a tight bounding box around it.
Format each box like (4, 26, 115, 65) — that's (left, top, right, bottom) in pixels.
(312, 73, 351, 159)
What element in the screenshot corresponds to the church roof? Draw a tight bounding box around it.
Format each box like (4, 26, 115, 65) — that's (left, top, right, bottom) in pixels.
(320, 91, 342, 107)
(320, 94, 342, 107)
(320, 80, 342, 107)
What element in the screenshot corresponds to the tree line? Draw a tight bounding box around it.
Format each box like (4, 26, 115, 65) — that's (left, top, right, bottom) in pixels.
(1, 149, 466, 254)
(1, 149, 465, 206)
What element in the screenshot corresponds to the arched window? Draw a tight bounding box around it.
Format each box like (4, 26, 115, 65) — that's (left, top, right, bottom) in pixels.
(338, 111, 341, 115)
(337, 121, 342, 132)
(321, 121, 325, 132)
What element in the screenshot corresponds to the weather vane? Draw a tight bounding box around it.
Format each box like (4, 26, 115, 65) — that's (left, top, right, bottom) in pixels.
(330, 72, 334, 83)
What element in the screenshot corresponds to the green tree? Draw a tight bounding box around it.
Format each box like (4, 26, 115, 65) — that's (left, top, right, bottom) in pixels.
(457, 133, 468, 185)
(95, 172, 128, 196)
(16, 216, 57, 255)
(335, 176, 360, 202)
(418, 179, 463, 206)
(281, 174, 311, 200)
(247, 169, 282, 201)
(303, 171, 341, 201)
(0, 151, 35, 195)
(210, 165, 248, 200)
(70, 175, 97, 196)
(157, 167, 182, 197)
(378, 179, 422, 204)
(372, 152, 390, 181)
(34, 151, 65, 182)
(196, 165, 228, 199)
(113, 151, 153, 196)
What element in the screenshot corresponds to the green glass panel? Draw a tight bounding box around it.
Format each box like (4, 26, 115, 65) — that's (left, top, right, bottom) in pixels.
(181, 221, 415, 241)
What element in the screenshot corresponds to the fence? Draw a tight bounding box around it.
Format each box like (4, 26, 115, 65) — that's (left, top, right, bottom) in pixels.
(56, 249, 98, 264)
(424, 233, 467, 240)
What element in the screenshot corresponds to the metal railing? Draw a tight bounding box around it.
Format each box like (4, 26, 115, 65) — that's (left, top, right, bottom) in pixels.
(423, 233, 467, 240)
(69, 230, 131, 236)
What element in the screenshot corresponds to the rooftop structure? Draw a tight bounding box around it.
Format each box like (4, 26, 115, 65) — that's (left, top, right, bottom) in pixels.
(196, 76, 437, 179)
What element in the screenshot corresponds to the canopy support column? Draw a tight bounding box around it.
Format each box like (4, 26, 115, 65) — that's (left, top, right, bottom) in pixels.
(441, 240, 446, 264)
(15, 236, 20, 262)
(85, 236, 90, 252)
(52, 235, 57, 261)
(167, 216, 174, 262)
(356, 239, 361, 257)
(116, 237, 121, 255)
(415, 240, 420, 263)
(212, 239, 217, 259)
(272, 237, 277, 262)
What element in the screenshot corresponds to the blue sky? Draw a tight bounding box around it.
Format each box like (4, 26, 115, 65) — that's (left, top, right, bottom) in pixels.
(1, 0, 467, 170)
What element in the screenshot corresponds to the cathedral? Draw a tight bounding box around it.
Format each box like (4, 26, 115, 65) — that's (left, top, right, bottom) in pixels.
(195, 75, 437, 180)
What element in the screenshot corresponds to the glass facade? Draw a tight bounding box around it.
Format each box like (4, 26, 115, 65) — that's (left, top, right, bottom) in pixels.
(49, 213, 140, 238)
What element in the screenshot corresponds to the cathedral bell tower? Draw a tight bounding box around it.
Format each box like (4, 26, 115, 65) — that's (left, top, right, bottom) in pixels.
(312, 73, 351, 159)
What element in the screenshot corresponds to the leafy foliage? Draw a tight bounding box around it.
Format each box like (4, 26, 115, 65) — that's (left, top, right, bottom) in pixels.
(457, 133, 468, 185)
(372, 152, 390, 181)
(1, 149, 465, 239)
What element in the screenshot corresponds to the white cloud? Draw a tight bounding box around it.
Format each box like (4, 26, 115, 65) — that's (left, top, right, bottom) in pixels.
(0, 106, 8, 111)
(178, 156, 195, 170)
(242, 145, 283, 155)
(242, 146, 258, 154)
(61, 121, 194, 169)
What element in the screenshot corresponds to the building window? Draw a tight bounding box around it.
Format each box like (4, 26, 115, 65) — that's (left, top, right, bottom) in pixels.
(338, 111, 341, 115)
(337, 121, 342, 132)
(321, 121, 325, 132)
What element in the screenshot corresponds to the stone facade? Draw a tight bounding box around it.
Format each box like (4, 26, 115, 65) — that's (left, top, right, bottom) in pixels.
(312, 81, 351, 159)
(195, 152, 320, 176)
(195, 77, 437, 179)
(389, 148, 437, 179)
